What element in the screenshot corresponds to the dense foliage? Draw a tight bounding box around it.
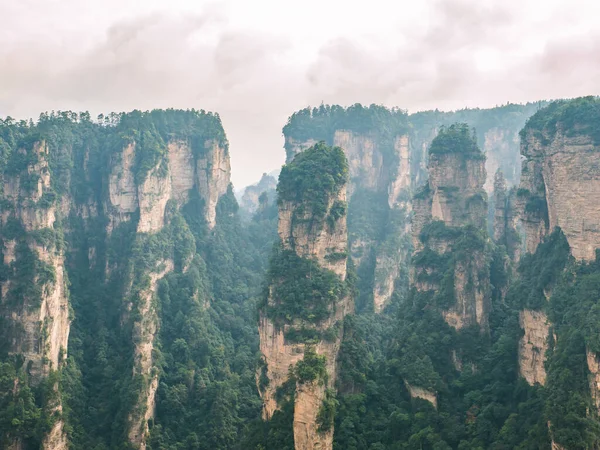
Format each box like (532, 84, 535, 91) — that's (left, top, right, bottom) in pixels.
(264, 244, 349, 327)
(3, 100, 600, 450)
(277, 141, 348, 221)
(283, 104, 409, 158)
(428, 123, 484, 158)
(0, 111, 276, 450)
(521, 96, 600, 145)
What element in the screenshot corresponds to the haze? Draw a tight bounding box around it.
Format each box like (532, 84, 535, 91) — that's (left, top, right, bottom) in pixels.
(1, 0, 599, 188)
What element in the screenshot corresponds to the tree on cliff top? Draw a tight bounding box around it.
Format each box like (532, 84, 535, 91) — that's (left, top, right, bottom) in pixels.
(428, 123, 483, 158)
(277, 141, 348, 220)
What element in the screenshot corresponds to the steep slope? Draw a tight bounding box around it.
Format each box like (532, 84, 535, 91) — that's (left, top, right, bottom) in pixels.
(412, 123, 491, 333)
(0, 110, 267, 450)
(409, 102, 544, 194)
(517, 96, 600, 261)
(258, 142, 353, 450)
(283, 104, 411, 313)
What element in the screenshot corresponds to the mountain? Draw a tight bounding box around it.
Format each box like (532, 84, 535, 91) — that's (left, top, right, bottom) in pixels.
(2, 97, 600, 450)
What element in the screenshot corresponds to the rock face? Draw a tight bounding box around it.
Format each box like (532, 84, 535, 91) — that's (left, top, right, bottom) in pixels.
(283, 109, 411, 313)
(492, 170, 520, 291)
(587, 349, 600, 415)
(518, 113, 600, 261)
(412, 125, 491, 332)
(259, 143, 352, 450)
(405, 381, 437, 408)
(408, 103, 542, 196)
(241, 172, 277, 213)
(518, 310, 549, 385)
(108, 139, 230, 232)
(106, 138, 229, 448)
(0, 110, 232, 449)
(0, 141, 71, 448)
(128, 259, 174, 450)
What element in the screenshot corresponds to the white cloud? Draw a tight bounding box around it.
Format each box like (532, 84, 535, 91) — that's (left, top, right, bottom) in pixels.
(0, 0, 599, 187)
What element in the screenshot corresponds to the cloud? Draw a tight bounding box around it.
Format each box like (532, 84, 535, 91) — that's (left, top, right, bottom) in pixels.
(0, 0, 599, 187)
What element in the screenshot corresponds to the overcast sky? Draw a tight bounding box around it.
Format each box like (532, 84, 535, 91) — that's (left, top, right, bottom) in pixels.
(1, 0, 599, 188)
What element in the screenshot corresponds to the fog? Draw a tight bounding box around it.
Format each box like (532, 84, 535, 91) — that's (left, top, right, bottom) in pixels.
(1, 0, 599, 187)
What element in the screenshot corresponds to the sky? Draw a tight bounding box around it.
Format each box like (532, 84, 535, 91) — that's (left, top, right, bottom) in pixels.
(1, 0, 600, 188)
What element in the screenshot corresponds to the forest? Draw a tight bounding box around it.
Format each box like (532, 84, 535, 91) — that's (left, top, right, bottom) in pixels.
(1, 97, 600, 450)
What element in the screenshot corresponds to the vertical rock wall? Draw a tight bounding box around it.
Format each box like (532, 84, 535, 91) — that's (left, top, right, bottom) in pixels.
(0, 142, 70, 449)
(284, 130, 411, 312)
(518, 310, 550, 385)
(259, 144, 352, 450)
(0, 110, 232, 449)
(518, 128, 600, 261)
(411, 128, 491, 333)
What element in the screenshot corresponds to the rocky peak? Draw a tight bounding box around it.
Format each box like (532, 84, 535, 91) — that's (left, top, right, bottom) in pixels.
(412, 123, 491, 332)
(240, 172, 278, 214)
(259, 142, 352, 450)
(282, 105, 411, 313)
(517, 97, 600, 261)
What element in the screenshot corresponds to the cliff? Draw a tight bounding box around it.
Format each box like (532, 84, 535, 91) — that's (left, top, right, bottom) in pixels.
(0, 109, 232, 449)
(0, 140, 70, 449)
(283, 105, 411, 312)
(412, 124, 491, 332)
(518, 309, 550, 385)
(517, 97, 600, 261)
(241, 173, 277, 214)
(408, 102, 543, 196)
(259, 142, 352, 450)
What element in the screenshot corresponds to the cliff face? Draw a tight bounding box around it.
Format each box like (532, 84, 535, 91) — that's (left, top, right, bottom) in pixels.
(518, 309, 549, 385)
(412, 124, 491, 332)
(588, 350, 600, 413)
(240, 172, 277, 213)
(518, 127, 600, 261)
(283, 106, 411, 312)
(408, 103, 542, 196)
(127, 259, 174, 449)
(0, 110, 232, 449)
(0, 141, 70, 449)
(259, 143, 352, 450)
(108, 139, 230, 233)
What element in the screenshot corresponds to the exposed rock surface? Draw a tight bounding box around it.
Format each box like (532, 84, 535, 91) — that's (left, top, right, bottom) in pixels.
(405, 381, 437, 408)
(197, 140, 231, 228)
(518, 310, 549, 385)
(587, 349, 600, 413)
(408, 104, 541, 195)
(518, 128, 600, 261)
(108, 139, 230, 232)
(442, 256, 489, 331)
(0, 141, 70, 448)
(283, 130, 411, 312)
(412, 129, 491, 332)
(0, 111, 231, 449)
(259, 145, 352, 450)
(278, 190, 348, 278)
(128, 260, 174, 450)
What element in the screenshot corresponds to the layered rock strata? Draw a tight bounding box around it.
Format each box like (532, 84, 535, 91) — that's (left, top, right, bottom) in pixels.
(283, 120, 411, 312)
(0, 141, 70, 448)
(259, 144, 352, 450)
(518, 111, 600, 261)
(412, 125, 491, 332)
